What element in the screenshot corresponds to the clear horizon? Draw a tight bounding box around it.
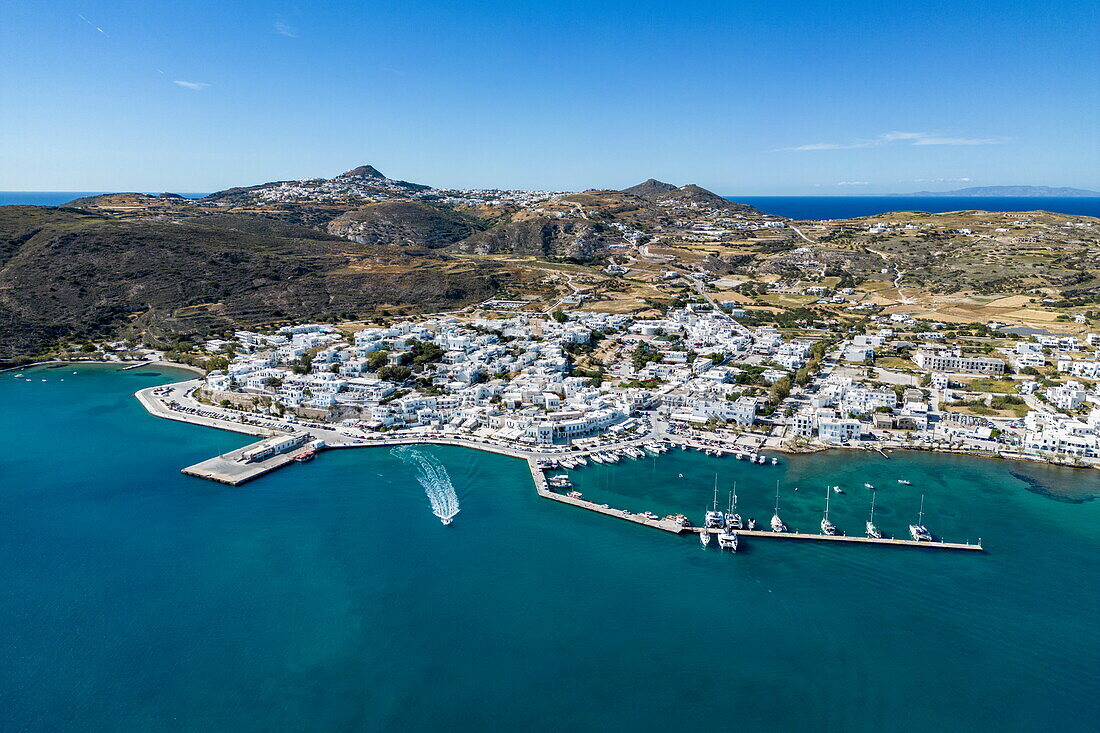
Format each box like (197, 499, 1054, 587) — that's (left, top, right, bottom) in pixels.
(2, 1, 1098, 193)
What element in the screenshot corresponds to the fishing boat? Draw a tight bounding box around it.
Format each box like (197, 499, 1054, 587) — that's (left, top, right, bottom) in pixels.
(821, 487, 837, 535)
(770, 482, 787, 533)
(717, 526, 738, 551)
(705, 475, 726, 529)
(866, 493, 882, 539)
(909, 494, 933, 541)
(700, 528, 711, 548)
(725, 485, 743, 530)
(293, 450, 316, 463)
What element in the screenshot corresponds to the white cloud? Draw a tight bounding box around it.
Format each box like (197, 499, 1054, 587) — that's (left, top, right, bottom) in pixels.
(911, 137, 1000, 146)
(780, 131, 1004, 152)
(77, 13, 107, 35)
(173, 80, 210, 91)
(836, 181, 869, 186)
(915, 177, 973, 183)
(274, 20, 298, 37)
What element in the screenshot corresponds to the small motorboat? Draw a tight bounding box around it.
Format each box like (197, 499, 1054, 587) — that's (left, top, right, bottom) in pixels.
(833, 486, 844, 494)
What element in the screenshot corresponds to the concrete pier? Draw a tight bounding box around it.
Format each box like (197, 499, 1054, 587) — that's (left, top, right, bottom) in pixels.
(528, 459, 685, 533)
(182, 434, 310, 486)
(695, 527, 983, 551)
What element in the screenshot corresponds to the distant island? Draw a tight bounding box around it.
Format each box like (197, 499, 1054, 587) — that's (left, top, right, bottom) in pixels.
(889, 185, 1100, 197)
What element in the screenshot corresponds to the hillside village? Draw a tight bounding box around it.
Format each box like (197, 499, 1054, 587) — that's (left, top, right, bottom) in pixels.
(166, 293, 1100, 467)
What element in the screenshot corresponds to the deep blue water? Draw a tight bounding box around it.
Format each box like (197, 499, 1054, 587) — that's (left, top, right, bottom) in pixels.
(0, 192, 208, 206)
(3, 192, 1098, 221)
(1, 365, 1098, 731)
(728, 196, 1100, 220)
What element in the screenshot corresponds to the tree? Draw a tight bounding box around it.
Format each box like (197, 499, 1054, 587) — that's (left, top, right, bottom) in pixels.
(551, 310, 568, 323)
(379, 365, 412, 382)
(770, 375, 792, 403)
(366, 349, 390, 370)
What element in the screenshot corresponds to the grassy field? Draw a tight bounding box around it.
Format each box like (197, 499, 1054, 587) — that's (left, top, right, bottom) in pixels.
(963, 378, 1023, 394)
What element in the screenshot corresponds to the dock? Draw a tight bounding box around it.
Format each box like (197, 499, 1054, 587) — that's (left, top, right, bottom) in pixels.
(182, 433, 311, 486)
(695, 527, 982, 551)
(528, 459, 684, 533)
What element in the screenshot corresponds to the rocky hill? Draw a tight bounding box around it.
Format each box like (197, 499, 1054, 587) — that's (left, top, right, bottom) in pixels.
(326, 201, 484, 250)
(620, 179, 761, 214)
(0, 206, 501, 360)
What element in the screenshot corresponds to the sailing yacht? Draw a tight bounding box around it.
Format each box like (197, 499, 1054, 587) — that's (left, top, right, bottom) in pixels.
(700, 527, 711, 547)
(725, 485, 743, 530)
(821, 487, 837, 535)
(909, 494, 933, 541)
(866, 492, 882, 538)
(770, 482, 787, 533)
(705, 475, 726, 529)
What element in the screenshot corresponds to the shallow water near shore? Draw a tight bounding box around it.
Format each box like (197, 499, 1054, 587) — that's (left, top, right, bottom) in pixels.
(1, 365, 1098, 731)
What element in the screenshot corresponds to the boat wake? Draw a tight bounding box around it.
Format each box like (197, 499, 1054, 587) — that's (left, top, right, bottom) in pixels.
(391, 447, 461, 525)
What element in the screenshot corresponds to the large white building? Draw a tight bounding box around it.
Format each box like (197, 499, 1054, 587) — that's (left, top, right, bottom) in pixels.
(914, 349, 1005, 374)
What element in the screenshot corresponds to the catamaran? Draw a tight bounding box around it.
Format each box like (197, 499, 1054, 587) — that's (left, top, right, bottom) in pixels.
(725, 484, 743, 530)
(866, 492, 882, 538)
(717, 525, 738, 551)
(909, 494, 933, 541)
(705, 475, 726, 529)
(770, 482, 787, 533)
(821, 486, 837, 535)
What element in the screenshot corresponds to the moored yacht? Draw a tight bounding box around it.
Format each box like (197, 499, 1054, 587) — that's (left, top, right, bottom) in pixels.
(700, 528, 711, 548)
(821, 486, 837, 535)
(909, 494, 933, 541)
(770, 482, 787, 532)
(704, 475, 726, 529)
(717, 527, 738, 551)
(866, 492, 882, 539)
(725, 485, 743, 530)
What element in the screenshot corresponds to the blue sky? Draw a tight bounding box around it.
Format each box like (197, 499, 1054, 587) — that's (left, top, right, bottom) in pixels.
(1, 0, 1097, 193)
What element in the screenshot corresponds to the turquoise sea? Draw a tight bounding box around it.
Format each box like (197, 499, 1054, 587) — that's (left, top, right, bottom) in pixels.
(1, 365, 1098, 732)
